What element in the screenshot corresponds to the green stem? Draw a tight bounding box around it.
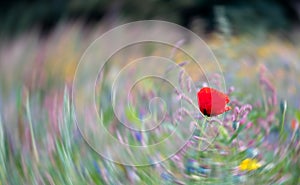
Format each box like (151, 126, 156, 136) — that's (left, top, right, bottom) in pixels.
(260, 86, 268, 113)
(280, 100, 287, 136)
(26, 96, 39, 163)
(197, 117, 208, 151)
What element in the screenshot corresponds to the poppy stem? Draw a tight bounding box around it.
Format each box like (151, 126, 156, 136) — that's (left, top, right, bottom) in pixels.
(197, 117, 208, 151)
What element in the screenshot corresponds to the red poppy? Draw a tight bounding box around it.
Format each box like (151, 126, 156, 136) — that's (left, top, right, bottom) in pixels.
(291, 119, 298, 130)
(197, 87, 231, 117)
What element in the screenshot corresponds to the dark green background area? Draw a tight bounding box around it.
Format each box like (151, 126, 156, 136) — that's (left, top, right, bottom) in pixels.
(0, 0, 299, 35)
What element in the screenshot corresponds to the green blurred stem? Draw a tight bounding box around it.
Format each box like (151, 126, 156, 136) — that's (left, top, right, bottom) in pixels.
(0, 115, 7, 182)
(198, 117, 208, 151)
(280, 100, 287, 136)
(26, 96, 39, 163)
(260, 86, 268, 112)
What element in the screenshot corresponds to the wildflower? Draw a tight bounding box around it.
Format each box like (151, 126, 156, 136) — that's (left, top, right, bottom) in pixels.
(239, 158, 261, 171)
(197, 87, 231, 116)
(246, 148, 259, 158)
(198, 166, 211, 175)
(185, 159, 198, 175)
(246, 122, 253, 129)
(160, 172, 174, 181)
(291, 118, 298, 130)
(93, 160, 101, 174)
(190, 174, 202, 180)
(134, 131, 142, 143)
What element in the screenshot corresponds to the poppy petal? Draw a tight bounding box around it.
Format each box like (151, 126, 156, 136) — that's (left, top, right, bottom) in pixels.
(197, 87, 231, 117)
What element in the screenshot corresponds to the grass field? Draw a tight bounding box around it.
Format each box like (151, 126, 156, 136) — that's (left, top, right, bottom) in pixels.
(0, 21, 299, 184)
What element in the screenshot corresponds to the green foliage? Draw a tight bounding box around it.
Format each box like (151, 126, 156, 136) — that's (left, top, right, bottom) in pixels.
(0, 19, 299, 184)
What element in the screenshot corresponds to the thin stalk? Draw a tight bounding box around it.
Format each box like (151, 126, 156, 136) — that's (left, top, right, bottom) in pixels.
(26, 96, 39, 163)
(0, 115, 7, 183)
(280, 100, 287, 136)
(260, 85, 268, 113)
(198, 117, 208, 151)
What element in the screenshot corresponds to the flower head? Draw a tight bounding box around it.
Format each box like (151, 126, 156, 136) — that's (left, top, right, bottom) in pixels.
(291, 118, 298, 131)
(239, 158, 261, 171)
(197, 87, 231, 117)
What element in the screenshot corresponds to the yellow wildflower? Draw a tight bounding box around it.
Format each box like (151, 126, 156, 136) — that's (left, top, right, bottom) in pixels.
(239, 158, 261, 171)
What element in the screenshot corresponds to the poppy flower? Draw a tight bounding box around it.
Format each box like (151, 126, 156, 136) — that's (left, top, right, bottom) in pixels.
(197, 87, 231, 117)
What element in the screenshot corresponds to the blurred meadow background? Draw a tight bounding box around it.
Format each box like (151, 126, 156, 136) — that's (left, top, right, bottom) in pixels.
(1, 0, 300, 184)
